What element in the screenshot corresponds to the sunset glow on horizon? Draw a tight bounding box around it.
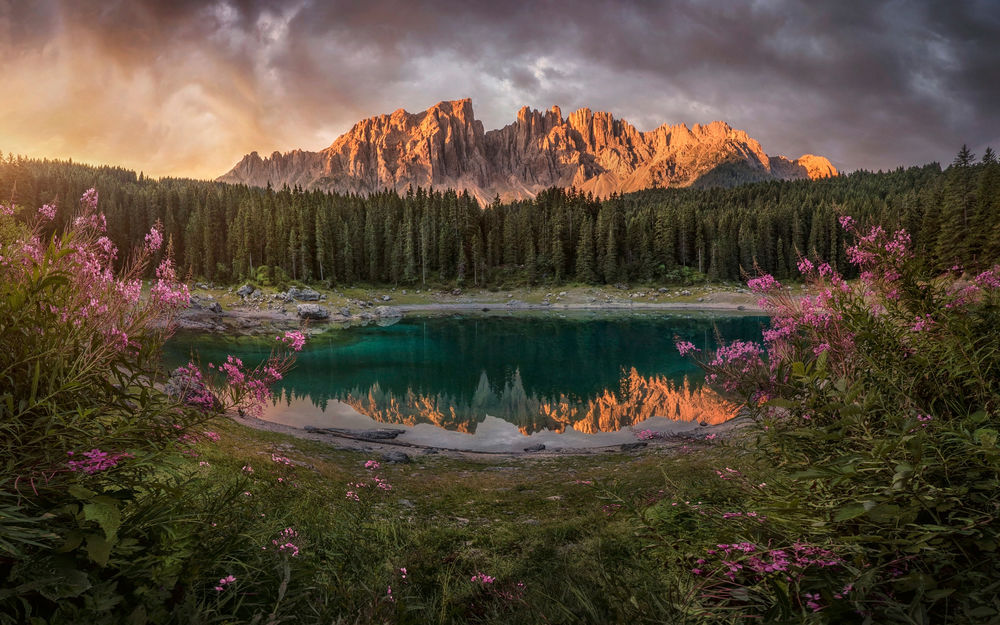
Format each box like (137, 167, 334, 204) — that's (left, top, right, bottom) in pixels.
(1, 0, 997, 180)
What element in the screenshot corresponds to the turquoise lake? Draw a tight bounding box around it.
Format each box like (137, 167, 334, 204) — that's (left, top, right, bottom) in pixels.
(164, 312, 767, 451)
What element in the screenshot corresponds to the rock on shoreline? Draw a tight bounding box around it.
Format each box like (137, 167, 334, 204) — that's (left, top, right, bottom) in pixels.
(297, 304, 330, 320)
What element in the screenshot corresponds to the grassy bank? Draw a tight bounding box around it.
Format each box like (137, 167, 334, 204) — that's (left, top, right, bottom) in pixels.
(184, 417, 740, 624)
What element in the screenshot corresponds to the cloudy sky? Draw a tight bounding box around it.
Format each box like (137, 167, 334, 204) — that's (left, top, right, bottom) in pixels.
(1, 0, 997, 179)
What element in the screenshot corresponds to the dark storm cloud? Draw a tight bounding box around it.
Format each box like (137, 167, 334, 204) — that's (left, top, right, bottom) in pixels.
(1, 0, 997, 178)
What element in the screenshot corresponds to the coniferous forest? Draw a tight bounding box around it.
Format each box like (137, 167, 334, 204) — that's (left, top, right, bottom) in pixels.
(1, 146, 997, 287)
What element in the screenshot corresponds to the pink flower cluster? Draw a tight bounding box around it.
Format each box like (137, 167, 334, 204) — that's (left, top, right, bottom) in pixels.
(80, 188, 99, 211)
(150, 257, 190, 309)
(174, 362, 218, 411)
(67, 448, 132, 474)
(747, 274, 781, 294)
(911, 315, 934, 332)
(974, 266, 1000, 289)
(38, 203, 57, 221)
(272, 527, 300, 557)
(144, 225, 163, 252)
(715, 466, 741, 480)
(346, 466, 394, 500)
(696, 542, 843, 581)
(471, 572, 496, 584)
(73, 212, 107, 232)
(636, 429, 665, 440)
(277, 330, 306, 352)
(845, 226, 911, 271)
(214, 575, 236, 592)
(675, 341, 700, 356)
(707, 340, 767, 391)
(205, 353, 287, 418)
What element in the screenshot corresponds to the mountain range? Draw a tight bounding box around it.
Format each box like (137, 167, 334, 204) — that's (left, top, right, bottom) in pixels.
(219, 98, 836, 204)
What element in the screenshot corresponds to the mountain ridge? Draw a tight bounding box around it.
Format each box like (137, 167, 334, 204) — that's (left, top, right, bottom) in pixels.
(219, 98, 836, 204)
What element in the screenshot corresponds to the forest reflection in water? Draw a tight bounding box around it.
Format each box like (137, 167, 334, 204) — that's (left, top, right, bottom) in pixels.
(165, 312, 767, 441)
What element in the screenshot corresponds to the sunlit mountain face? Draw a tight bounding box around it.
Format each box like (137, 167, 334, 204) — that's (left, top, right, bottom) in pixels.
(165, 313, 765, 441)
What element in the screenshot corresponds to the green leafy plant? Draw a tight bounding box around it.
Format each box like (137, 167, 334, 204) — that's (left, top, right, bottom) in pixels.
(671, 216, 1000, 622)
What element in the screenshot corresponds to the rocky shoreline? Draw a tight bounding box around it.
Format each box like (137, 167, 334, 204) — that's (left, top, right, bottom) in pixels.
(228, 411, 750, 460)
(178, 285, 765, 335)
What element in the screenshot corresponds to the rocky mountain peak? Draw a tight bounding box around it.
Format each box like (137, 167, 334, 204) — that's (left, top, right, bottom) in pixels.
(219, 99, 837, 204)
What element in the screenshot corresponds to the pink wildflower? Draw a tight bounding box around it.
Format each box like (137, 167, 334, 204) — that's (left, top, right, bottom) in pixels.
(144, 225, 164, 251)
(272, 527, 300, 557)
(80, 188, 99, 211)
(67, 448, 132, 474)
(803, 592, 823, 612)
(214, 574, 236, 592)
(278, 330, 306, 352)
(747, 274, 781, 294)
(911, 315, 934, 332)
(38, 203, 57, 220)
(675, 341, 700, 356)
(974, 266, 1000, 289)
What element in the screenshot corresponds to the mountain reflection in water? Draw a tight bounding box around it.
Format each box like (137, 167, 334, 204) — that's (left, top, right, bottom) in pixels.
(292, 367, 736, 435)
(165, 313, 766, 440)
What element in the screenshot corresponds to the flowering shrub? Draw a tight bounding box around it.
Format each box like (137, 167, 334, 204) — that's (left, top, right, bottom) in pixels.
(679, 219, 1000, 622)
(0, 190, 298, 623)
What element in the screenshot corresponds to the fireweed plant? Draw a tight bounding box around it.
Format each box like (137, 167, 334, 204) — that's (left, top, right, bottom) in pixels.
(0, 191, 302, 623)
(674, 217, 1000, 622)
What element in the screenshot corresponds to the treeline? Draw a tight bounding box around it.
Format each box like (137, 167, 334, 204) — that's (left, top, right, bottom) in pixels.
(0, 147, 997, 286)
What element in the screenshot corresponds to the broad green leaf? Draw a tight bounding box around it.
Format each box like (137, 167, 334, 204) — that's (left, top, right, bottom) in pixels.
(86, 534, 112, 566)
(83, 498, 121, 540)
(867, 503, 903, 524)
(37, 569, 92, 601)
(68, 485, 95, 500)
(927, 588, 955, 600)
(834, 504, 867, 521)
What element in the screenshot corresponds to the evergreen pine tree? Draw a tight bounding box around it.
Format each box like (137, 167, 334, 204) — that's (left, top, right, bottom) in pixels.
(575, 215, 596, 283)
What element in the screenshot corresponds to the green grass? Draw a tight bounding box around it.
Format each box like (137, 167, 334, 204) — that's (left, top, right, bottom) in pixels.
(185, 417, 731, 624)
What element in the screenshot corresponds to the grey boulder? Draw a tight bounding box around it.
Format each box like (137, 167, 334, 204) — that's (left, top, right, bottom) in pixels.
(288, 287, 321, 301)
(296, 304, 330, 320)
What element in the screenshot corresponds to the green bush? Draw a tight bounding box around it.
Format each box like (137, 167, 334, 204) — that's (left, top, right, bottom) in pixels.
(0, 192, 306, 623)
(669, 218, 1000, 622)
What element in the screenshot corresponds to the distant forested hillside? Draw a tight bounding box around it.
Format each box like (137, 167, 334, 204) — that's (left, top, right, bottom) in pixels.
(1, 147, 997, 286)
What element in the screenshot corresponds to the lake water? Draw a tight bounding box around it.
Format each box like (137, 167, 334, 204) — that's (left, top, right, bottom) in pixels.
(163, 312, 767, 451)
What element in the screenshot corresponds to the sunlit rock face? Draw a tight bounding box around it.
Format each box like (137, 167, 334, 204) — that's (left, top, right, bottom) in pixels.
(220, 99, 836, 204)
(332, 368, 738, 436)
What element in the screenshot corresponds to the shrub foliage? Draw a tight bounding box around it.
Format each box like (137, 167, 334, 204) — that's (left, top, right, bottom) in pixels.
(674, 217, 1000, 622)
